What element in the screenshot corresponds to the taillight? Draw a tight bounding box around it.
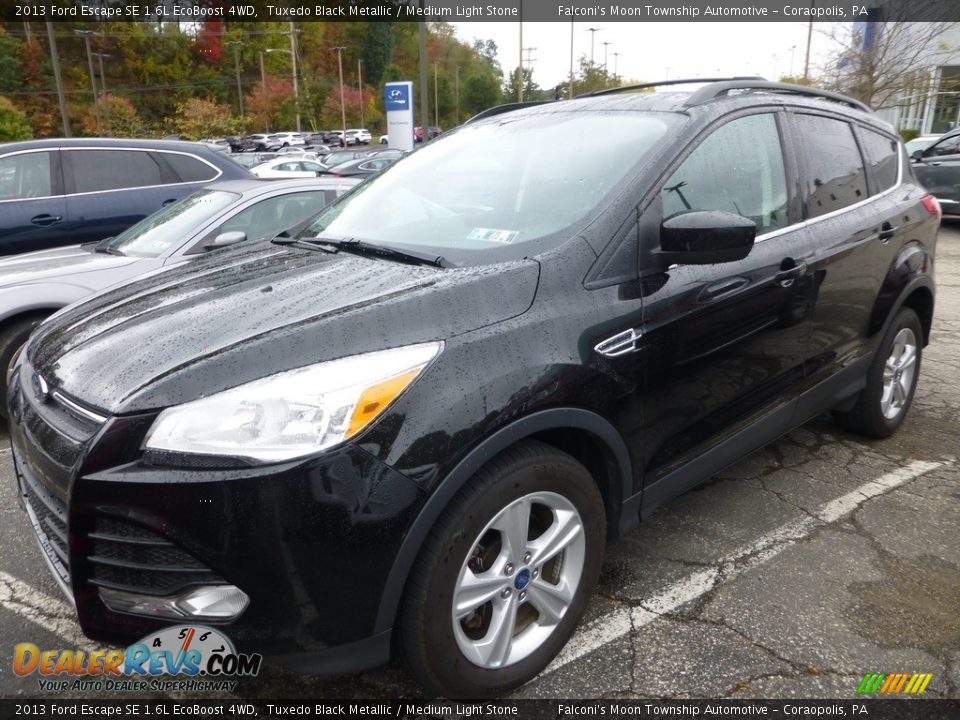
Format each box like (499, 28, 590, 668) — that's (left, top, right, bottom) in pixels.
(921, 194, 941, 219)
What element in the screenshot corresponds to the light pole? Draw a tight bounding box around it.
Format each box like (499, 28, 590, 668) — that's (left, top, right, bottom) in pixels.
(265, 47, 299, 132)
(333, 47, 347, 140)
(74, 29, 101, 133)
(92, 52, 110, 136)
(568, 20, 575, 100)
(46, 21, 71, 136)
(433, 61, 439, 128)
(789, 45, 797, 79)
(585, 27, 601, 66)
(602, 41, 612, 74)
(613, 52, 621, 81)
(226, 40, 245, 125)
(517, 17, 523, 102)
(357, 59, 364, 129)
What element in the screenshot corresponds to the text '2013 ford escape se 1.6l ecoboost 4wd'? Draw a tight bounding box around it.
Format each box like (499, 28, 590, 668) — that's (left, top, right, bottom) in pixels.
(9, 80, 938, 698)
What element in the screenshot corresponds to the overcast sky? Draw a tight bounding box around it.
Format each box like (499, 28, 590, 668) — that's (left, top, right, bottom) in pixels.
(451, 22, 843, 89)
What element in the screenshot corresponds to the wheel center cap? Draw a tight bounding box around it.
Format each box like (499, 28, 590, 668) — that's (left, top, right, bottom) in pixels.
(514, 567, 531, 590)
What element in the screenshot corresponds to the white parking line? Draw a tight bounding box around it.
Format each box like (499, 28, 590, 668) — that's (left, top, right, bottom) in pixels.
(0, 571, 95, 651)
(544, 459, 941, 676)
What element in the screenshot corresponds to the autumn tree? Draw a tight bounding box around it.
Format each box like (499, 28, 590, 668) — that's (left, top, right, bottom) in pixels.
(173, 97, 240, 140)
(74, 94, 143, 137)
(0, 96, 32, 141)
(245, 76, 294, 132)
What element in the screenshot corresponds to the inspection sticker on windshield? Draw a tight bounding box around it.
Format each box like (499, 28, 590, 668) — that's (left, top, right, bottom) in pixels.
(467, 228, 519, 244)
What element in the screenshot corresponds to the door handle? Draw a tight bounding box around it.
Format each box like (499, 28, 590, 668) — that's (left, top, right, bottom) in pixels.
(775, 260, 808, 288)
(929, 161, 943, 167)
(30, 214, 62, 226)
(878, 222, 898, 242)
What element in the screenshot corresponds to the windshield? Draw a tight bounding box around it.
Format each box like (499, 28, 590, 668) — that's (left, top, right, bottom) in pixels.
(104, 190, 239, 257)
(299, 110, 678, 263)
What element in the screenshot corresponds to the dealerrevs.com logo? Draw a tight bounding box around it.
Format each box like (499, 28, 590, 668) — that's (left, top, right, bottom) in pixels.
(13, 625, 262, 692)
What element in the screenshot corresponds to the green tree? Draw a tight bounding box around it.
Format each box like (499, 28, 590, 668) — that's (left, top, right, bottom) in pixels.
(362, 22, 394, 86)
(0, 96, 32, 141)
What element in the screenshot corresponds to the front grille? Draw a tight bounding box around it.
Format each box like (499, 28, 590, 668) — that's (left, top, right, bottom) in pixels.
(14, 448, 71, 590)
(88, 516, 225, 597)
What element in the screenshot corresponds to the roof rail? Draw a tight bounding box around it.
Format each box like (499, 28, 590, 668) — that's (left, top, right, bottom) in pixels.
(464, 101, 553, 124)
(581, 77, 766, 98)
(683, 80, 871, 113)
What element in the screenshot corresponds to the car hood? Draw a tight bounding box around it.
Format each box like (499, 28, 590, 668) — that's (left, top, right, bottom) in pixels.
(0, 245, 140, 288)
(28, 242, 540, 414)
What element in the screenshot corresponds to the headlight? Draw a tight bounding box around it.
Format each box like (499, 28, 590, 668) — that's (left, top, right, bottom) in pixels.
(143, 341, 442, 463)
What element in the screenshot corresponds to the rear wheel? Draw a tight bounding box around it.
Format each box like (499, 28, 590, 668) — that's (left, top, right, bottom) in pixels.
(0, 315, 47, 419)
(400, 440, 605, 698)
(833, 307, 923, 438)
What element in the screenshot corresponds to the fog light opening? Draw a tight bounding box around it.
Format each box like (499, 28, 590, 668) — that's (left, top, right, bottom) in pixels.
(99, 584, 249, 622)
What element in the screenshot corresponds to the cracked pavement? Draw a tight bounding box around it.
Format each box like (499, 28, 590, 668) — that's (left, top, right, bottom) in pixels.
(1, 224, 958, 701)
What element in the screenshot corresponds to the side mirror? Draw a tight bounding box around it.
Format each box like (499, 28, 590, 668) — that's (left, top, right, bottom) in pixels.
(910, 149, 925, 162)
(204, 230, 246, 251)
(656, 210, 756, 266)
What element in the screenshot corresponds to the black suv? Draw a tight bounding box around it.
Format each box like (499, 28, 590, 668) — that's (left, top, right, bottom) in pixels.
(0, 138, 251, 255)
(8, 80, 938, 697)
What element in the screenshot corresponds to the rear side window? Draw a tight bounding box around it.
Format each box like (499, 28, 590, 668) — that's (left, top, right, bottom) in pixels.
(794, 115, 867, 218)
(926, 135, 960, 157)
(0, 151, 54, 200)
(69, 150, 163, 193)
(859, 130, 899, 193)
(661, 113, 788, 236)
(161, 152, 218, 183)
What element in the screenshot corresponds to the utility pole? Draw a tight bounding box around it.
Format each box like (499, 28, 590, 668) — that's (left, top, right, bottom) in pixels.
(227, 40, 245, 125)
(258, 51, 266, 87)
(585, 27, 600, 66)
(568, 20, 575, 100)
(358, 59, 364, 129)
(289, 22, 300, 132)
(418, 19, 429, 143)
(75, 29, 101, 134)
(93, 52, 110, 136)
(517, 17, 523, 102)
(46, 22, 71, 137)
(454, 63, 460, 125)
(433, 61, 439, 128)
(803, 13, 814, 81)
(333, 47, 347, 139)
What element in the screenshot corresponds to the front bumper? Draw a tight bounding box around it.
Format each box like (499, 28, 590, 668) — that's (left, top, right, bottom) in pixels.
(8, 365, 424, 670)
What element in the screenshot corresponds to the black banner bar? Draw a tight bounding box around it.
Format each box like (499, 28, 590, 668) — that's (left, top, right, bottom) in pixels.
(1, 699, 960, 720)
(3, 0, 959, 23)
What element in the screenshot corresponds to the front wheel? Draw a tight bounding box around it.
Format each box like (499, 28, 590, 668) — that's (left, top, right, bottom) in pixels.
(833, 307, 923, 438)
(400, 440, 605, 698)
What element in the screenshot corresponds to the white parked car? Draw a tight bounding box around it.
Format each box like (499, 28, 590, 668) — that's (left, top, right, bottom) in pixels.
(271, 132, 306, 147)
(346, 128, 372, 145)
(251, 157, 328, 179)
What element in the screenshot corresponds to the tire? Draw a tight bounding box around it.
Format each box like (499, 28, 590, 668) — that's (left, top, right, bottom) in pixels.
(399, 440, 606, 698)
(0, 315, 46, 420)
(833, 307, 923, 438)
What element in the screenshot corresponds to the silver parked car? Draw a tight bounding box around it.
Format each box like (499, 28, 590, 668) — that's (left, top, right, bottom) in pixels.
(0, 176, 361, 410)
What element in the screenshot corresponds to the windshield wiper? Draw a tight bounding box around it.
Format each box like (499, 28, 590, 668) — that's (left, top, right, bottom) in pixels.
(277, 235, 450, 268)
(92, 240, 124, 256)
(270, 234, 338, 254)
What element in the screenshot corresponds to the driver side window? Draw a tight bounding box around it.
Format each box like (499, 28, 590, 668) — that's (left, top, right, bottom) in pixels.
(927, 136, 960, 157)
(661, 113, 788, 236)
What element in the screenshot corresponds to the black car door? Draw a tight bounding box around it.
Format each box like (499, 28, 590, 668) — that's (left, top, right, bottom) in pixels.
(638, 111, 817, 502)
(911, 132, 960, 212)
(62, 148, 181, 245)
(0, 149, 67, 255)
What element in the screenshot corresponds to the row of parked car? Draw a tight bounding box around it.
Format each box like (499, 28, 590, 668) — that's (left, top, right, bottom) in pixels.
(209, 129, 374, 153)
(0, 79, 947, 699)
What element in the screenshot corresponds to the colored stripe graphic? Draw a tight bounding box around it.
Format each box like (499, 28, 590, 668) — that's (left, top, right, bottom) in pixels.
(858, 672, 932, 694)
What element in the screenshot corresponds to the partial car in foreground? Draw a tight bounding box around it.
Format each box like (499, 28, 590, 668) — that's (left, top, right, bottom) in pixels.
(911, 129, 960, 215)
(0, 138, 251, 256)
(8, 80, 938, 698)
(0, 176, 360, 408)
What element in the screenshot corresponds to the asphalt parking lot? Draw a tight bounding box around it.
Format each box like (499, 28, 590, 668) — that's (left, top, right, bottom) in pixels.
(1, 224, 958, 702)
